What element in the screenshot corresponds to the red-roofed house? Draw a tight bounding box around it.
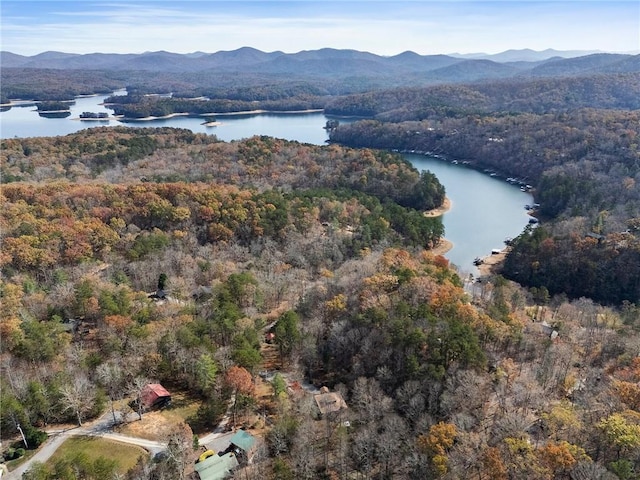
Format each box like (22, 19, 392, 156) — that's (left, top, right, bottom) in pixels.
(140, 383, 172, 410)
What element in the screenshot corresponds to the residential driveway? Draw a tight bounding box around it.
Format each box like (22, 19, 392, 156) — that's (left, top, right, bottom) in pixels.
(5, 412, 166, 479)
(198, 431, 236, 453)
(5, 432, 71, 479)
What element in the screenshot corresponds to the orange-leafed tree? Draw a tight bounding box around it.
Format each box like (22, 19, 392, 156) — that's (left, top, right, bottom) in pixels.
(614, 381, 640, 411)
(537, 441, 584, 478)
(417, 422, 457, 476)
(225, 365, 254, 427)
(481, 447, 507, 480)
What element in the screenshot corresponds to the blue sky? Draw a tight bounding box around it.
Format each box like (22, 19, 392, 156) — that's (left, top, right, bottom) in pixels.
(1, 1, 638, 56)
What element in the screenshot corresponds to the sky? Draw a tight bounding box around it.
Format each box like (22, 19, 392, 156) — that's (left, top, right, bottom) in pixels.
(1, 1, 639, 57)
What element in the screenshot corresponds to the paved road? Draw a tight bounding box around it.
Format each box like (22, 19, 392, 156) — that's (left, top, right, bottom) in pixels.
(6, 432, 70, 479)
(6, 396, 239, 479)
(5, 413, 166, 480)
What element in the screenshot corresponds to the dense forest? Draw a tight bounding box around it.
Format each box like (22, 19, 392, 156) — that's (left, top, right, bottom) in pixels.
(1, 125, 640, 480)
(104, 94, 327, 119)
(2, 51, 640, 479)
(328, 73, 640, 305)
(0, 69, 126, 103)
(0, 67, 368, 105)
(324, 74, 640, 118)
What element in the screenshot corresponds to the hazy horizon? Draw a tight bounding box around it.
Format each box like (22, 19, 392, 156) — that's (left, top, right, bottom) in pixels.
(1, 1, 638, 57)
(3, 46, 637, 58)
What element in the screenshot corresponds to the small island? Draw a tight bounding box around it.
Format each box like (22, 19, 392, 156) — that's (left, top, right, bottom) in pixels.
(79, 111, 109, 120)
(36, 101, 72, 118)
(36, 101, 71, 112)
(201, 116, 221, 127)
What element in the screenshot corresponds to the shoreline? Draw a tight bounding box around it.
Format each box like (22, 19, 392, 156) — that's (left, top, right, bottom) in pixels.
(73, 116, 118, 121)
(114, 108, 324, 122)
(425, 197, 453, 255)
(476, 247, 510, 277)
(114, 112, 191, 121)
(424, 196, 451, 217)
(215, 108, 323, 116)
(431, 238, 453, 256)
(1, 100, 38, 107)
(38, 110, 71, 114)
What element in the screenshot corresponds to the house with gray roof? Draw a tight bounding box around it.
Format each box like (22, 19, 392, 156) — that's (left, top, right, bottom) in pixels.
(194, 451, 239, 480)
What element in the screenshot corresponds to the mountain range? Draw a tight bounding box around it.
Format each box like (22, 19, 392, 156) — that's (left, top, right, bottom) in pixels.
(2, 48, 639, 85)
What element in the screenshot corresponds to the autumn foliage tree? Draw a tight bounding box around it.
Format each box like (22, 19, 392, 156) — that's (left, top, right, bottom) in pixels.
(417, 422, 457, 476)
(225, 365, 254, 427)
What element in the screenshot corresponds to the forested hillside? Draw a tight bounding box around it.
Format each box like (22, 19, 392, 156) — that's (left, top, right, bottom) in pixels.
(1, 126, 640, 480)
(103, 94, 327, 118)
(329, 73, 640, 304)
(2, 49, 638, 104)
(325, 74, 640, 118)
(3, 46, 640, 478)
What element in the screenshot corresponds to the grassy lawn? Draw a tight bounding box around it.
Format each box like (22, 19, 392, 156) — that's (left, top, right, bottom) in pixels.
(47, 436, 148, 475)
(162, 391, 201, 424)
(117, 391, 202, 440)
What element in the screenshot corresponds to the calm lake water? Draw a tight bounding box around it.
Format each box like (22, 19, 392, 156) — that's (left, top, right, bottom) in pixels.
(0, 93, 533, 274)
(407, 155, 533, 275)
(0, 92, 333, 144)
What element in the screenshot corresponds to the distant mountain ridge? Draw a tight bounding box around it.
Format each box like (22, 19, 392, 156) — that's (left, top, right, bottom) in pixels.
(447, 48, 606, 62)
(1, 48, 638, 85)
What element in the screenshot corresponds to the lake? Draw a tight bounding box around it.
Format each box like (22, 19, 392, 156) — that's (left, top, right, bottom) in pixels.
(0, 93, 533, 275)
(407, 154, 533, 276)
(0, 92, 334, 144)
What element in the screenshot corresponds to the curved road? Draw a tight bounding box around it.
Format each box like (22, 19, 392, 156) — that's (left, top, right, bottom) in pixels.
(5, 413, 166, 480)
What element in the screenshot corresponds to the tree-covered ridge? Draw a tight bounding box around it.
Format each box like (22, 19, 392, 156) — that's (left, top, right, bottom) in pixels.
(1, 128, 445, 211)
(325, 74, 640, 119)
(502, 226, 640, 304)
(0, 68, 127, 102)
(329, 109, 640, 191)
(104, 93, 328, 118)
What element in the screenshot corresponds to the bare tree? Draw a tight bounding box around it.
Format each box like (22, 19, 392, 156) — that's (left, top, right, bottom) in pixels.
(128, 376, 150, 421)
(164, 422, 194, 480)
(374, 413, 409, 478)
(96, 360, 124, 425)
(351, 424, 376, 479)
(60, 373, 95, 426)
(570, 460, 618, 480)
(291, 418, 318, 480)
(351, 377, 393, 423)
(395, 380, 426, 427)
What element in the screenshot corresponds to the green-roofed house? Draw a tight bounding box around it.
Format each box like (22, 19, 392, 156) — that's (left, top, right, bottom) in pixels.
(229, 429, 257, 464)
(194, 451, 239, 480)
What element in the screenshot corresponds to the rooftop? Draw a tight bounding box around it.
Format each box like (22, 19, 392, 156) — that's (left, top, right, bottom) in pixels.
(230, 429, 256, 453)
(194, 452, 239, 480)
(314, 389, 348, 415)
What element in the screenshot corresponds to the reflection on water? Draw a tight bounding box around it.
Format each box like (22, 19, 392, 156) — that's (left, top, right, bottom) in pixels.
(406, 154, 534, 276)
